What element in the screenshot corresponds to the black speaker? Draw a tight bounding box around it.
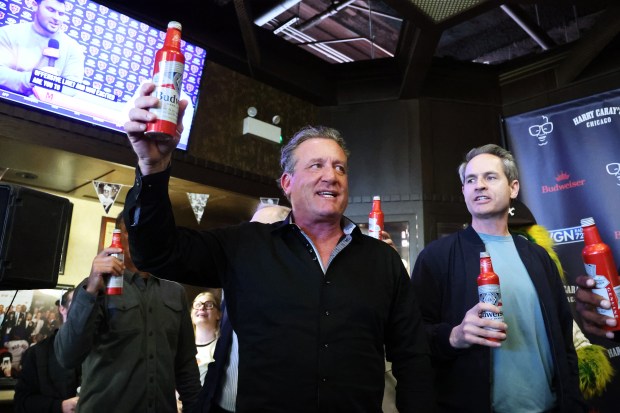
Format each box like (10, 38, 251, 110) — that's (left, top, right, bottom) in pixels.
(0, 184, 73, 289)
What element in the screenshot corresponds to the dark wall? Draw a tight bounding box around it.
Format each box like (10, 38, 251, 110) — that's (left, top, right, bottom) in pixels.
(501, 52, 620, 117)
(319, 99, 424, 264)
(419, 97, 503, 241)
(320, 64, 504, 251)
(320, 51, 620, 252)
(191, 62, 319, 179)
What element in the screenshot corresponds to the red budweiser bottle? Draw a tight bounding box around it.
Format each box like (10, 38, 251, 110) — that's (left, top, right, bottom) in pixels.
(106, 229, 124, 295)
(368, 195, 384, 239)
(145, 21, 185, 140)
(477, 251, 504, 341)
(581, 217, 620, 331)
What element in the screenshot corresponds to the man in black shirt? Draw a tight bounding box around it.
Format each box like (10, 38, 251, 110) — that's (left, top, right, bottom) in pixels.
(122, 83, 433, 413)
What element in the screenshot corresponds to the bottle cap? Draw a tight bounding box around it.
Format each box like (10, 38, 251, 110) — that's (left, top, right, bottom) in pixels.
(480, 251, 490, 258)
(373, 195, 380, 201)
(112, 229, 121, 234)
(168, 21, 182, 31)
(580, 217, 595, 227)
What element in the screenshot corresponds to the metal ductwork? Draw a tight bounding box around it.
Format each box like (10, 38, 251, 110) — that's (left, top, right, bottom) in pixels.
(254, 0, 302, 26)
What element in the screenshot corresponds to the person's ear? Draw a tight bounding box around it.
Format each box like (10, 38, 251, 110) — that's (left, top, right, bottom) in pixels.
(509, 180, 520, 199)
(280, 173, 292, 197)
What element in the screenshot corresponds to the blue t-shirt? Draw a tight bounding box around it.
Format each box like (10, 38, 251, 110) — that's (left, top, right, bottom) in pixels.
(479, 233, 556, 413)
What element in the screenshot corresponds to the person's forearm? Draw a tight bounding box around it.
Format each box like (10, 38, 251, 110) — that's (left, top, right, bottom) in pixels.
(0, 66, 31, 94)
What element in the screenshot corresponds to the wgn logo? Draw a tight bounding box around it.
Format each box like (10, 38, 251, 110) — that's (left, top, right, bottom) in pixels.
(548, 226, 583, 245)
(528, 116, 554, 146)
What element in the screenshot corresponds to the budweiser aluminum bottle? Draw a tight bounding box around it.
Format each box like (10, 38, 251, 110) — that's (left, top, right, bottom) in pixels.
(478, 251, 504, 341)
(581, 217, 620, 331)
(106, 229, 124, 295)
(368, 195, 384, 239)
(145, 21, 185, 140)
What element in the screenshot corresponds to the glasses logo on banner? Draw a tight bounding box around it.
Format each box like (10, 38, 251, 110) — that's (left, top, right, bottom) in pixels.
(606, 163, 620, 186)
(528, 115, 554, 146)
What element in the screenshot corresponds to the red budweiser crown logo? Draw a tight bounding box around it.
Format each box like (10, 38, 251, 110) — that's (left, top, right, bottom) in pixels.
(556, 171, 570, 182)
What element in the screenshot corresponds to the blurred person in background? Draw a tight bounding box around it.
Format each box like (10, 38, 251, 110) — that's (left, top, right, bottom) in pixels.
(14, 289, 80, 413)
(192, 290, 222, 385)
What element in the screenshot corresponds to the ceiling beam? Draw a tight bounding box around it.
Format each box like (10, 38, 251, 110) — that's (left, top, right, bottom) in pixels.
(295, 0, 358, 32)
(254, 0, 302, 26)
(499, 4, 556, 50)
(555, 4, 620, 86)
(234, 0, 261, 75)
(398, 22, 441, 99)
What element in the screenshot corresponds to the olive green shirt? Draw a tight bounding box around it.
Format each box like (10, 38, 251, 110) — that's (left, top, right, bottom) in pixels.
(54, 271, 200, 412)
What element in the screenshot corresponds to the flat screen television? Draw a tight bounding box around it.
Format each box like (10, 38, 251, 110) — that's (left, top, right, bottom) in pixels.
(0, 0, 207, 150)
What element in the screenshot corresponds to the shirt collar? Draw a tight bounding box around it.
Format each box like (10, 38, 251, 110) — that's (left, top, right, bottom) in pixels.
(281, 212, 356, 233)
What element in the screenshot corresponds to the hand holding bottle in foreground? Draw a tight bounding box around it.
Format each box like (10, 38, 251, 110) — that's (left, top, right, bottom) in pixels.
(86, 246, 125, 295)
(576, 217, 620, 340)
(124, 82, 189, 175)
(449, 302, 507, 349)
(575, 275, 618, 340)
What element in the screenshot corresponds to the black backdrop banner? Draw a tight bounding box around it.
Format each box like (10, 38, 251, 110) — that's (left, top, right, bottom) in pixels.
(504, 88, 620, 412)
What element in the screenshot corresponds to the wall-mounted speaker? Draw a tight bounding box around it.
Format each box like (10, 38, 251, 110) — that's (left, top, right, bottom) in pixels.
(0, 184, 73, 289)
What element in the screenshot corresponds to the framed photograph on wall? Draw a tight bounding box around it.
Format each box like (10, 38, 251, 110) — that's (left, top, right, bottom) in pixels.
(98, 217, 116, 251)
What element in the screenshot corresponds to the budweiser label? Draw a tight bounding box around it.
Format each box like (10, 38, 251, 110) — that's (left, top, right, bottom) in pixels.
(478, 284, 504, 323)
(150, 60, 184, 124)
(584, 263, 620, 318)
(368, 217, 381, 239)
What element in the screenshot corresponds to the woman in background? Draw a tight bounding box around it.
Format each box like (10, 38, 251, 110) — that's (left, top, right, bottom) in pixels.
(192, 289, 222, 385)
(178, 289, 221, 412)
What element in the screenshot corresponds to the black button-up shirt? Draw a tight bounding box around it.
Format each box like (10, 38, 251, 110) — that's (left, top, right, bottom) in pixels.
(125, 168, 433, 413)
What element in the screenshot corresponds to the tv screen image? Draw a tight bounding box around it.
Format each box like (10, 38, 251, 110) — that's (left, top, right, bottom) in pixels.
(0, 0, 207, 150)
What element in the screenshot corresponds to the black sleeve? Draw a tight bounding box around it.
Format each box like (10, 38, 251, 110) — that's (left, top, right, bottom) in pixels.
(14, 345, 62, 413)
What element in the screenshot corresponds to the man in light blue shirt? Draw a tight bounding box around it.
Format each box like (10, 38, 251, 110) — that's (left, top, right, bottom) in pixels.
(411, 144, 586, 412)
